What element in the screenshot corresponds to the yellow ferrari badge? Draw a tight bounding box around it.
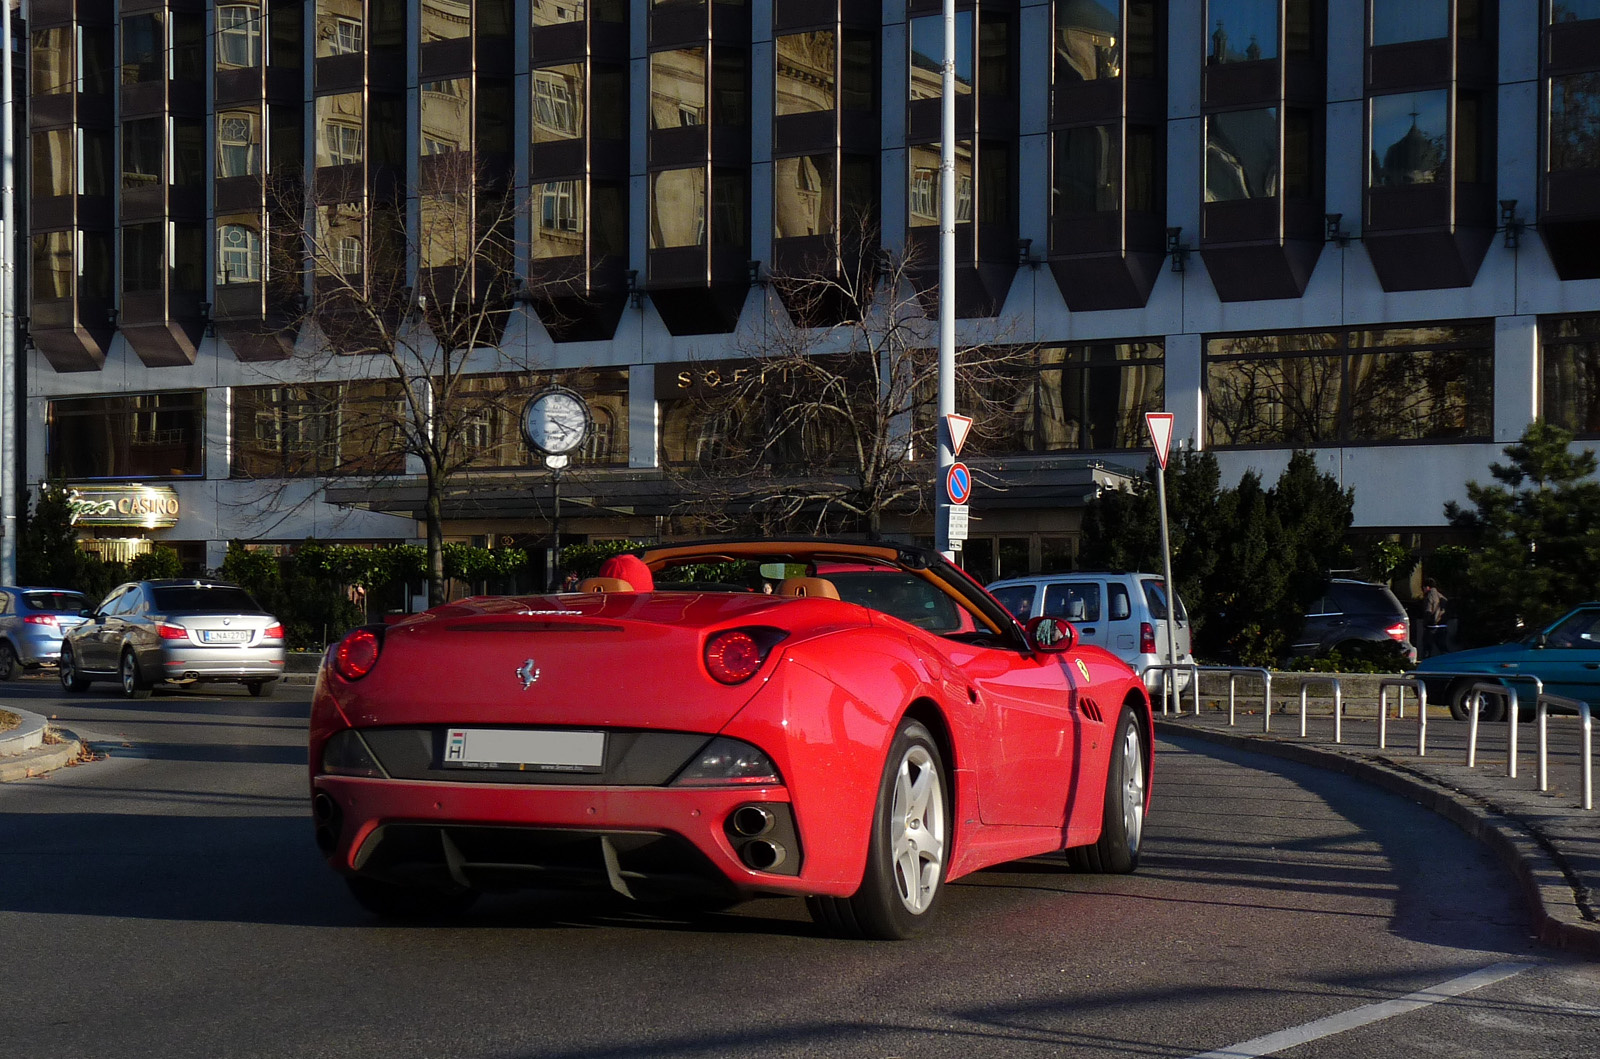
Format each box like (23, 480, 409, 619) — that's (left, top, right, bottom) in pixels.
(1075, 658, 1092, 683)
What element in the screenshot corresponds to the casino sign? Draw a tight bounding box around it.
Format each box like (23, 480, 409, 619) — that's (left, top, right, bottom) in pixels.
(64, 484, 182, 529)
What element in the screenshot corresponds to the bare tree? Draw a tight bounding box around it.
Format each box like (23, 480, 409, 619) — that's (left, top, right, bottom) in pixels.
(666, 241, 1036, 538)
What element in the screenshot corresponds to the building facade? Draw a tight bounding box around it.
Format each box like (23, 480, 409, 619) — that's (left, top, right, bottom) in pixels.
(21, 0, 1600, 581)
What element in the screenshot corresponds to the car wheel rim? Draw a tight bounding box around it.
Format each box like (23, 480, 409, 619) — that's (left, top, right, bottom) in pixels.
(890, 744, 945, 916)
(1121, 723, 1146, 854)
(122, 656, 135, 693)
(60, 654, 72, 685)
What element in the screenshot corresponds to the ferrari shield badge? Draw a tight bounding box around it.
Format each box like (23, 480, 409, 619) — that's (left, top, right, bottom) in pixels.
(517, 658, 541, 690)
(1075, 658, 1092, 684)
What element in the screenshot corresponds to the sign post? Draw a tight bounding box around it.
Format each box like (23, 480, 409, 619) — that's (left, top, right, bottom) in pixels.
(945, 461, 971, 551)
(1145, 413, 1179, 704)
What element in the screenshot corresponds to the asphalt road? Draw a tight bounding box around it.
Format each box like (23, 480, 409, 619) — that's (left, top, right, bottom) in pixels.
(2, 677, 1596, 1059)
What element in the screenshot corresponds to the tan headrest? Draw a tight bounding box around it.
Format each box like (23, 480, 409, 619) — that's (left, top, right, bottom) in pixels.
(779, 576, 840, 600)
(577, 577, 633, 593)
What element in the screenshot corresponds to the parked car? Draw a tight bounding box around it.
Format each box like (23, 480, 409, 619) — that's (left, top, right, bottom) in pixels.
(59, 579, 285, 699)
(1288, 579, 1415, 663)
(1415, 603, 1600, 722)
(310, 539, 1154, 938)
(985, 571, 1194, 693)
(0, 587, 91, 679)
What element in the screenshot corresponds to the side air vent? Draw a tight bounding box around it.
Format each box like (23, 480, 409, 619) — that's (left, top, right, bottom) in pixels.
(1080, 699, 1104, 723)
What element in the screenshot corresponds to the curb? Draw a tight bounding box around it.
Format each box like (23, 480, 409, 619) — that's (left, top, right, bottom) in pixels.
(0, 712, 85, 783)
(1155, 718, 1600, 957)
(0, 707, 48, 756)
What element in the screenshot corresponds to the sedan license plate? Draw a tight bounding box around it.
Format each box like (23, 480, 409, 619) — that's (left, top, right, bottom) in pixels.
(443, 729, 605, 773)
(201, 629, 251, 643)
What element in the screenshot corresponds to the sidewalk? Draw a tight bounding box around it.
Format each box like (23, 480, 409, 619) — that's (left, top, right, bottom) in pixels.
(1155, 673, 1599, 956)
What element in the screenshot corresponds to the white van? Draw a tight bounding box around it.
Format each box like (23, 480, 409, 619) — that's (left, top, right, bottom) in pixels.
(986, 572, 1195, 693)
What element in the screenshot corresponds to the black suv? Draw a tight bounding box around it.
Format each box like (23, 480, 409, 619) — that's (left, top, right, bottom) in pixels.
(1288, 579, 1416, 663)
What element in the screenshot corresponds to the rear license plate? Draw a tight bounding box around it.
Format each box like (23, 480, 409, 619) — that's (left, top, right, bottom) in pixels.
(201, 630, 251, 643)
(443, 729, 605, 773)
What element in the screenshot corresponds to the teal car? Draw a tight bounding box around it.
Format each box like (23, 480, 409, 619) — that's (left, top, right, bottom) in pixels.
(1415, 604, 1600, 721)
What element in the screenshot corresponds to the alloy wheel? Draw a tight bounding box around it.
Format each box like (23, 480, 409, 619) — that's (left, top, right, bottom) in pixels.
(890, 743, 946, 915)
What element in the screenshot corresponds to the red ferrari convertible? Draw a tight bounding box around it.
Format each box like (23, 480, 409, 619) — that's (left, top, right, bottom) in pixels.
(309, 540, 1154, 939)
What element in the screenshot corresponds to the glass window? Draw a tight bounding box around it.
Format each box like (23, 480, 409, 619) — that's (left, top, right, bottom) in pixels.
(1542, 315, 1600, 435)
(172, 12, 206, 80)
(121, 13, 164, 84)
(774, 154, 835, 238)
(173, 118, 206, 188)
(217, 219, 264, 284)
(533, 180, 585, 258)
(218, 4, 264, 69)
(842, 31, 876, 111)
(32, 232, 74, 300)
(979, 12, 1010, 96)
(79, 129, 113, 196)
(990, 584, 1034, 619)
(1371, 0, 1449, 45)
(1284, 108, 1313, 198)
(1206, 107, 1279, 200)
(1054, 125, 1120, 213)
(32, 27, 71, 96)
(32, 130, 73, 198)
(907, 141, 974, 227)
(81, 26, 116, 95)
(713, 48, 748, 127)
(420, 78, 470, 155)
(651, 48, 707, 129)
(712, 169, 748, 247)
(218, 110, 263, 177)
(316, 0, 365, 57)
(231, 380, 408, 478)
(650, 167, 707, 248)
(268, 0, 304, 67)
(592, 64, 628, 140)
(1553, 1, 1600, 22)
(1206, 0, 1277, 63)
(1371, 90, 1449, 186)
(533, 0, 586, 25)
(1043, 583, 1101, 622)
(122, 119, 163, 188)
(421, 0, 471, 41)
(1551, 73, 1600, 173)
(442, 369, 631, 470)
(316, 94, 365, 167)
(314, 203, 365, 276)
(1056, 0, 1122, 84)
(775, 31, 835, 116)
(909, 12, 973, 101)
(49, 392, 206, 479)
(1206, 324, 1493, 446)
(533, 65, 584, 142)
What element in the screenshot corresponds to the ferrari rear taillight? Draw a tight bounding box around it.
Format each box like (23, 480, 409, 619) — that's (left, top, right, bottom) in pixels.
(703, 627, 787, 685)
(333, 627, 383, 681)
(1385, 621, 1408, 643)
(156, 622, 191, 640)
(263, 623, 285, 640)
(22, 614, 58, 626)
(1140, 622, 1156, 654)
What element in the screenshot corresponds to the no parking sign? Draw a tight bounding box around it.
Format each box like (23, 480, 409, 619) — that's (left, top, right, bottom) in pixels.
(946, 463, 972, 505)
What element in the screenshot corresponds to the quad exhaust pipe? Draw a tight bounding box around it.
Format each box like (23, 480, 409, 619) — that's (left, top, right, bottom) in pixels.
(740, 839, 786, 871)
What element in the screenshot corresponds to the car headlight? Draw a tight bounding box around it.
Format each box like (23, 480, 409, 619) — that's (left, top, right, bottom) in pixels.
(672, 737, 782, 787)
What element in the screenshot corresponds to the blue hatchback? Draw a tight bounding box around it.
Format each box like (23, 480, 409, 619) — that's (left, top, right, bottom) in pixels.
(1414, 603, 1600, 721)
(0, 587, 91, 679)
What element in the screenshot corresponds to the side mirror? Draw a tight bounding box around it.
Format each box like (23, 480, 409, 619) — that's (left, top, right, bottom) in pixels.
(1026, 615, 1076, 653)
(79, 608, 92, 618)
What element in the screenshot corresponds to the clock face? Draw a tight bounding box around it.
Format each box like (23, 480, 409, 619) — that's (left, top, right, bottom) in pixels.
(522, 390, 590, 455)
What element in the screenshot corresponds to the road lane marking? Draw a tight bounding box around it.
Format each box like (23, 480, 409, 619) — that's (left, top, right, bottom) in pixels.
(1183, 962, 1532, 1059)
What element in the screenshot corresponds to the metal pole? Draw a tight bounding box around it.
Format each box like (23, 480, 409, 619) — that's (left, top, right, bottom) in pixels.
(549, 468, 562, 591)
(934, 0, 956, 559)
(1155, 461, 1178, 704)
(0, 0, 16, 584)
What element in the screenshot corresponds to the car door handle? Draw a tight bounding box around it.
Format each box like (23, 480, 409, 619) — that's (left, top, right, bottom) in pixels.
(1585, 664, 1600, 670)
(1498, 663, 1518, 669)
(1079, 626, 1096, 636)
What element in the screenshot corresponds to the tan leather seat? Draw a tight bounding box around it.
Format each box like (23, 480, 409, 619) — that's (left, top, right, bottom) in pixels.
(778, 576, 840, 600)
(576, 577, 633, 593)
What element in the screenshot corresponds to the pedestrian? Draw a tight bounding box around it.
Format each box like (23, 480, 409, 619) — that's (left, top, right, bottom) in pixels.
(1421, 577, 1448, 657)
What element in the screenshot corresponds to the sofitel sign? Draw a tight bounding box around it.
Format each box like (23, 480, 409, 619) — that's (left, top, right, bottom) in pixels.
(65, 484, 182, 529)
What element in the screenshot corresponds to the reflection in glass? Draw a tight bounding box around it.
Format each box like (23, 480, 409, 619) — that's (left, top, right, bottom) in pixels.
(980, 13, 1010, 96)
(774, 155, 835, 238)
(1207, 355, 1340, 445)
(122, 119, 163, 188)
(81, 26, 115, 94)
(713, 49, 748, 127)
(315, 0, 365, 58)
(532, 0, 586, 24)
(1038, 344, 1164, 451)
(775, 32, 835, 116)
(712, 170, 747, 248)
(842, 32, 876, 111)
(650, 168, 706, 248)
(908, 142, 974, 226)
(32, 130, 73, 197)
(217, 4, 264, 68)
(32, 233, 73, 300)
(420, 0, 471, 41)
(1551, 73, 1600, 173)
(122, 13, 164, 84)
(1207, 0, 1277, 63)
(651, 48, 707, 129)
(1055, 0, 1121, 84)
(1553, 1, 1600, 22)
(81, 129, 113, 196)
(420, 190, 471, 268)
(1371, 0, 1448, 45)
(593, 182, 627, 260)
(1543, 316, 1600, 434)
(217, 218, 264, 284)
(49, 392, 206, 480)
(532, 180, 585, 259)
(315, 204, 365, 275)
(1371, 90, 1448, 186)
(1347, 349, 1492, 441)
(1054, 126, 1119, 213)
(532, 66, 584, 142)
(316, 94, 365, 167)
(218, 110, 263, 177)
(420, 79, 470, 155)
(909, 13, 973, 101)
(174, 119, 206, 187)
(123, 222, 165, 292)
(81, 231, 114, 299)
(32, 27, 71, 96)
(1205, 108, 1278, 200)
(173, 13, 207, 80)
(593, 65, 627, 140)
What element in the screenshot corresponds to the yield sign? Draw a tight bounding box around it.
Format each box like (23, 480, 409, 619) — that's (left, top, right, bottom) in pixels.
(945, 414, 974, 457)
(1145, 412, 1176, 469)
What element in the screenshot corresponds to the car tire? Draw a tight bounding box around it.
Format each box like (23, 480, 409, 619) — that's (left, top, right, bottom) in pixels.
(1066, 705, 1146, 874)
(344, 875, 478, 920)
(1449, 679, 1507, 723)
(59, 647, 91, 693)
(246, 680, 275, 698)
(807, 719, 949, 941)
(120, 649, 153, 700)
(0, 641, 16, 681)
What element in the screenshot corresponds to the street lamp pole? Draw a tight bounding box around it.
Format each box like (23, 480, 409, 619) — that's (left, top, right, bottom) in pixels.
(934, 0, 957, 560)
(549, 465, 564, 591)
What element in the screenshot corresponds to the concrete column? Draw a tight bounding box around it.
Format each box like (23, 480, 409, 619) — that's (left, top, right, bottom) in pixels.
(1493, 315, 1539, 444)
(1164, 331, 1204, 451)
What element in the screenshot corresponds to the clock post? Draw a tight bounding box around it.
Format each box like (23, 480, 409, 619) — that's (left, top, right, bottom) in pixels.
(520, 387, 592, 591)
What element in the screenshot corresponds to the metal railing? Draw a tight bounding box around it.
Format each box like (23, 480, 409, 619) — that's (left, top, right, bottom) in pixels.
(1297, 676, 1345, 742)
(1145, 662, 1201, 717)
(1376, 677, 1428, 754)
(1535, 693, 1594, 810)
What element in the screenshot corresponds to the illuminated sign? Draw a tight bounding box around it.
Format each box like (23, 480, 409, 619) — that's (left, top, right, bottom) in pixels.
(64, 484, 182, 529)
